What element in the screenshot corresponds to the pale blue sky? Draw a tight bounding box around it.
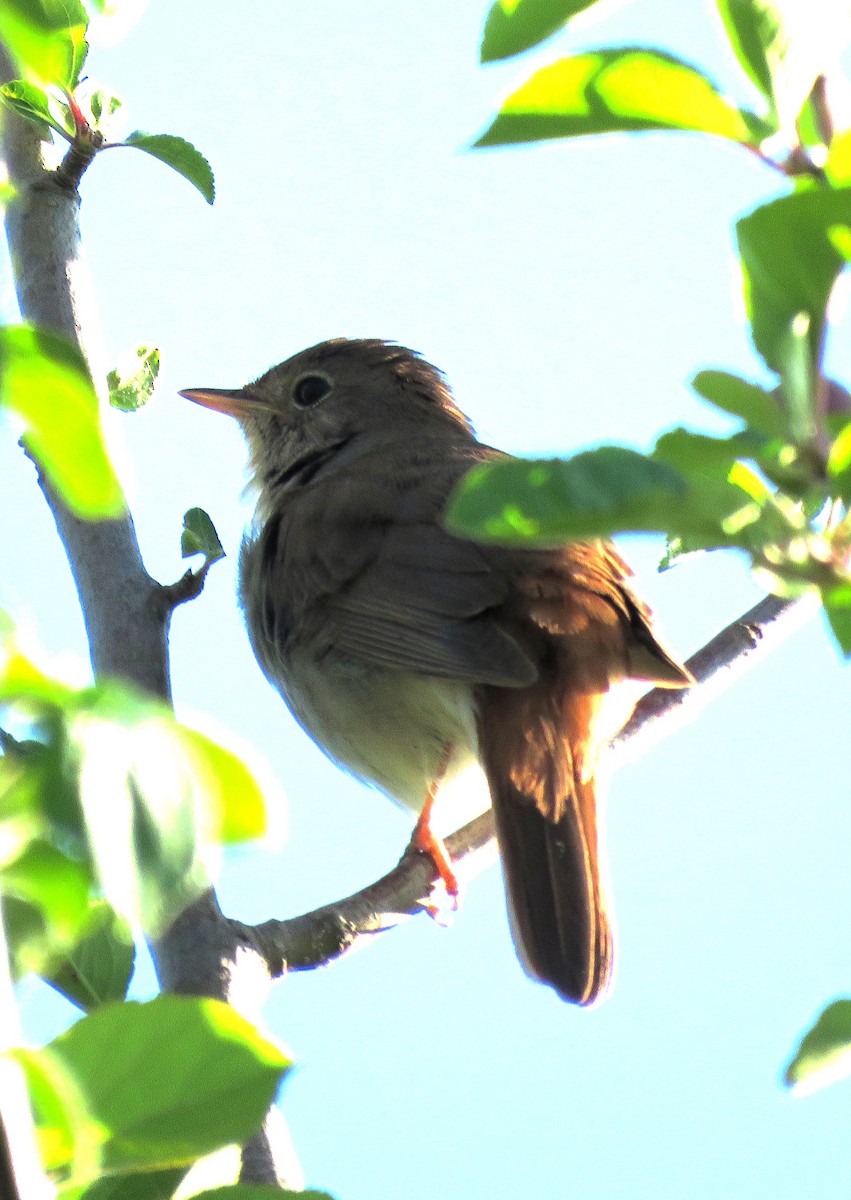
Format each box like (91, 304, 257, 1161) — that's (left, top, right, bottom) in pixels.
(4, 2, 851, 1197)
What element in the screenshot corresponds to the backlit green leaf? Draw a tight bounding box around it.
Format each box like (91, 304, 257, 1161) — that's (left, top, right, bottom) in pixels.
(0, 325, 124, 518)
(691, 369, 786, 436)
(181, 507, 225, 565)
(107, 345, 159, 412)
(43, 997, 290, 1175)
(45, 901, 135, 1012)
(475, 49, 769, 147)
(480, 0, 599, 63)
(784, 999, 851, 1090)
(0, 0, 88, 87)
(121, 132, 215, 204)
(737, 189, 851, 374)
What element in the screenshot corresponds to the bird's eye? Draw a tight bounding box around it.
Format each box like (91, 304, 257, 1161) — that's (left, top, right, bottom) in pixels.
(292, 373, 332, 408)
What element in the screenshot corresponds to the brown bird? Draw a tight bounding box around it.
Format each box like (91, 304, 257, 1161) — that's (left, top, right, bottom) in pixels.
(181, 339, 692, 1005)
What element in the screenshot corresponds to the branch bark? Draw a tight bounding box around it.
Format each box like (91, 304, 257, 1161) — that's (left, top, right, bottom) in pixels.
(1, 55, 300, 1190)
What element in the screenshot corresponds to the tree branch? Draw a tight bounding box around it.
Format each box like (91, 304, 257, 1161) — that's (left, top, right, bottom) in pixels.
(244, 592, 818, 975)
(1, 51, 301, 1189)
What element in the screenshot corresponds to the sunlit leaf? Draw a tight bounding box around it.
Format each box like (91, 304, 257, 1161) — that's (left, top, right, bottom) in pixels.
(823, 587, 851, 657)
(107, 345, 159, 412)
(691, 369, 786, 436)
(121, 132, 215, 204)
(45, 901, 135, 1012)
(11, 1045, 101, 1177)
(480, 0, 599, 63)
(181, 507, 225, 565)
(0, 0, 88, 87)
(737, 189, 851, 374)
(446, 447, 766, 551)
(43, 997, 290, 1175)
(717, 0, 851, 132)
(776, 311, 818, 445)
(0, 325, 124, 518)
(475, 49, 769, 147)
(0, 79, 74, 138)
(191, 1189, 335, 1200)
(784, 999, 851, 1091)
(827, 418, 851, 499)
(72, 1167, 188, 1200)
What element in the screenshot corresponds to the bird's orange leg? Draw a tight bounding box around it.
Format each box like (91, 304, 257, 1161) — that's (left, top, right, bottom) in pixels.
(410, 743, 459, 915)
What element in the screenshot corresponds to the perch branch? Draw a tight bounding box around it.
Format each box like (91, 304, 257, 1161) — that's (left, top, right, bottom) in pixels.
(244, 592, 818, 975)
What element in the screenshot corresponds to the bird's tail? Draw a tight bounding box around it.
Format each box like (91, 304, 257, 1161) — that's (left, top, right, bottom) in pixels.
(479, 688, 613, 1006)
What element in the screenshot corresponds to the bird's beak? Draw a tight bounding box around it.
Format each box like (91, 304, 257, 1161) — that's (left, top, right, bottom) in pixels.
(179, 387, 270, 419)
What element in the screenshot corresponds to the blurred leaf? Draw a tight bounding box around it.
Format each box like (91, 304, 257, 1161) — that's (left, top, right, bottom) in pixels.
(87, 86, 122, 135)
(825, 129, 851, 185)
(0, 325, 124, 518)
(68, 682, 269, 932)
(12, 1044, 101, 1177)
(107, 345, 160, 412)
(474, 48, 769, 147)
(737, 189, 851, 374)
(784, 999, 851, 1090)
(691, 369, 786, 436)
(173, 724, 266, 844)
(823, 587, 851, 656)
(717, 1, 851, 132)
(715, 0, 780, 100)
(653, 426, 767, 475)
(192, 1190, 335, 1200)
(1, 839, 90, 953)
(181, 507, 225, 565)
(480, 0, 599, 63)
(42, 997, 290, 1176)
(74, 1168, 188, 1200)
(46, 901, 135, 1012)
(0, 79, 74, 138)
(121, 133, 215, 204)
(776, 311, 818, 445)
(0, 0, 88, 87)
(826, 417, 851, 499)
(446, 447, 765, 549)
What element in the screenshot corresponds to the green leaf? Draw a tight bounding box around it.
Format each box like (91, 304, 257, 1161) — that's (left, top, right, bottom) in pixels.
(45, 901, 135, 1012)
(181, 507, 225, 565)
(0, 78, 74, 139)
(784, 999, 851, 1091)
(823, 587, 851, 657)
(825, 129, 851, 186)
(121, 133, 215, 204)
(715, 0, 780, 99)
(653, 426, 767, 476)
(480, 0, 599, 63)
(0, 0, 88, 87)
(43, 997, 290, 1176)
(737, 188, 851, 375)
(691, 369, 786, 436)
(826, 417, 851, 499)
(776, 311, 818, 445)
(1, 839, 90, 959)
(74, 1168, 188, 1200)
(446, 447, 765, 551)
(171, 724, 267, 845)
(68, 682, 270, 932)
(716, 0, 851, 133)
(191, 1190, 335, 1200)
(0, 325, 124, 518)
(107, 345, 160, 412)
(11, 1045, 102, 1177)
(474, 48, 769, 148)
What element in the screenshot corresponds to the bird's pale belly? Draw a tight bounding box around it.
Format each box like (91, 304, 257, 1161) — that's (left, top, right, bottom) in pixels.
(277, 648, 492, 833)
